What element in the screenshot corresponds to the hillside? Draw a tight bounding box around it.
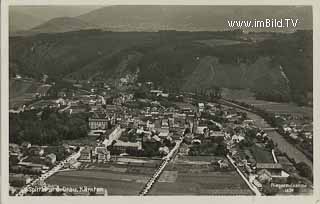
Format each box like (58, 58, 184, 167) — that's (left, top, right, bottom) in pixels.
(29, 17, 96, 34)
(9, 6, 102, 35)
(9, 30, 312, 105)
(77, 5, 312, 32)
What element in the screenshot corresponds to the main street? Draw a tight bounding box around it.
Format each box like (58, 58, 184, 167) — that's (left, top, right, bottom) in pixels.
(139, 137, 183, 196)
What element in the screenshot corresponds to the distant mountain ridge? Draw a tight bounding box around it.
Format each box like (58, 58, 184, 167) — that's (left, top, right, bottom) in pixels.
(9, 30, 313, 105)
(10, 5, 312, 35)
(30, 17, 96, 34)
(77, 5, 312, 32)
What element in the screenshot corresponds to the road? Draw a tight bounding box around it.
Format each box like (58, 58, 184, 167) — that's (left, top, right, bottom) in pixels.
(226, 154, 261, 196)
(220, 99, 313, 169)
(139, 138, 183, 196)
(15, 147, 84, 196)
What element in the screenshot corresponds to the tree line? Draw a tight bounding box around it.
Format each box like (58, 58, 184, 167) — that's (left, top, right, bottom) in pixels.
(10, 108, 89, 145)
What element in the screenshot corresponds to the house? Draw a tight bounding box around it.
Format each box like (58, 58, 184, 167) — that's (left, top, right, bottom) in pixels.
(95, 146, 110, 162)
(64, 158, 81, 169)
(179, 143, 190, 155)
(21, 142, 32, 149)
(159, 146, 170, 155)
(195, 125, 208, 135)
(9, 143, 21, 154)
(158, 129, 170, 138)
(232, 134, 245, 143)
(28, 146, 44, 156)
(9, 174, 32, 187)
(217, 159, 229, 169)
(45, 153, 57, 165)
(207, 131, 225, 143)
(198, 103, 205, 112)
(256, 163, 289, 178)
(79, 147, 92, 161)
(252, 178, 263, 190)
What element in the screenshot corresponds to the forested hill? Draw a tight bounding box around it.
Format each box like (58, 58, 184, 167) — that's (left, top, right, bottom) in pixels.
(9, 30, 312, 105)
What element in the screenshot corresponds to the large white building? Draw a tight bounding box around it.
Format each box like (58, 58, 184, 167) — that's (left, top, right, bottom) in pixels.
(88, 117, 110, 130)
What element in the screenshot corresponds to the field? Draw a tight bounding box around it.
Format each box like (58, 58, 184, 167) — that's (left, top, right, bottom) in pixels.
(249, 144, 274, 163)
(195, 39, 246, 47)
(221, 88, 312, 118)
(10, 78, 51, 109)
(46, 162, 159, 195)
(149, 155, 253, 195)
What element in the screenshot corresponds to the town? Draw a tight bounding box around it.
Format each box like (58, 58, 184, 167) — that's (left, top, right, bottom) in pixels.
(9, 76, 313, 196)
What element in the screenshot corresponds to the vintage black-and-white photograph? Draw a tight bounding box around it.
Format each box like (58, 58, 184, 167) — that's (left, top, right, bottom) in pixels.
(7, 5, 313, 196)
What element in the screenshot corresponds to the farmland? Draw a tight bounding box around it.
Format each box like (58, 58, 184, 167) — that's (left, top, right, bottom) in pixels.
(46, 162, 159, 195)
(195, 39, 246, 47)
(249, 144, 274, 163)
(149, 155, 253, 195)
(221, 88, 312, 118)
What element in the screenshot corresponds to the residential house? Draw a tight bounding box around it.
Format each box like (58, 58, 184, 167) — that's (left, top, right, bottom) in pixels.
(95, 146, 110, 162)
(9, 174, 32, 187)
(28, 146, 44, 156)
(79, 147, 92, 162)
(64, 158, 81, 169)
(232, 134, 245, 143)
(45, 153, 57, 165)
(256, 163, 290, 178)
(21, 142, 31, 149)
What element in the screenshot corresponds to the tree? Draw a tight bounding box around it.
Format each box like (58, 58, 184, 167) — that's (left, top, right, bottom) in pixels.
(263, 184, 279, 195)
(215, 143, 227, 156)
(295, 162, 313, 180)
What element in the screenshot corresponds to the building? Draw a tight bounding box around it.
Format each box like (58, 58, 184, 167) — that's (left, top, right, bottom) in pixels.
(9, 174, 32, 187)
(64, 158, 81, 169)
(9, 143, 21, 154)
(231, 134, 245, 143)
(256, 163, 289, 178)
(89, 117, 110, 130)
(111, 140, 142, 155)
(94, 146, 111, 162)
(207, 131, 225, 143)
(79, 147, 92, 161)
(45, 153, 57, 165)
(198, 103, 205, 112)
(28, 146, 44, 156)
(21, 142, 32, 149)
(253, 178, 263, 190)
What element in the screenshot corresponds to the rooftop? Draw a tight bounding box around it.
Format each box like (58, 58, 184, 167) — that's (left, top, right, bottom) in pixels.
(256, 163, 283, 169)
